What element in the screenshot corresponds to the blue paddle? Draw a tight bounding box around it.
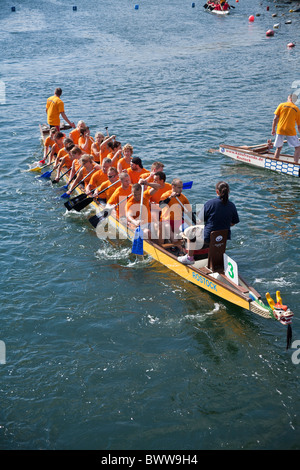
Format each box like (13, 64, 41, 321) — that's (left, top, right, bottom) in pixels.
(132, 184, 145, 255)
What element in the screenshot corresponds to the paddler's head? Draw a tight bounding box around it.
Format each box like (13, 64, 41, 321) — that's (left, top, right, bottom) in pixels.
(80, 154, 94, 168)
(153, 171, 166, 187)
(102, 157, 112, 174)
(119, 171, 131, 189)
(132, 183, 142, 202)
(171, 178, 183, 195)
(130, 157, 143, 171)
(107, 167, 118, 183)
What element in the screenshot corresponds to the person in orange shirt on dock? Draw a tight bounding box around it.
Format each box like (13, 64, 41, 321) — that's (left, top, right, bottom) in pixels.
(117, 143, 133, 173)
(46, 88, 75, 130)
(85, 157, 111, 194)
(127, 157, 149, 184)
(69, 120, 86, 145)
(106, 171, 132, 219)
(94, 167, 121, 201)
(159, 178, 192, 243)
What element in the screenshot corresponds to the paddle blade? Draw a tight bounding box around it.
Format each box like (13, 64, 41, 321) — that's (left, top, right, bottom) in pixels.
(89, 215, 100, 228)
(132, 226, 143, 255)
(67, 197, 93, 212)
(27, 166, 42, 172)
(40, 170, 52, 178)
(182, 181, 193, 190)
(88, 209, 110, 227)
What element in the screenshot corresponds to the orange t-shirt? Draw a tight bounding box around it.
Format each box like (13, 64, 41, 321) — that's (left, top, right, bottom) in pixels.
(44, 136, 55, 148)
(88, 169, 109, 190)
(107, 185, 132, 218)
(160, 190, 190, 222)
(61, 154, 73, 169)
(97, 180, 121, 200)
(91, 142, 101, 163)
(100, 145, 111, 163)
(69, 128, 81, 144)
(57, 148, 67, 160)
(81, 165, 99, 187)
(125, 193, 151, 223)
(148, 182, 172, 204)
(118, 157, 131, 171)
(127, 167, 149, 184)
(46, 95, 64, 126)
(78, 135, 94, 155)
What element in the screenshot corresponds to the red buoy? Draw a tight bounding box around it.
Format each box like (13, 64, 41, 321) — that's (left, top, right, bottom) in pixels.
(266, 29, 274, 36)
(287, 42, 295, 48)
(249, 15, 255, 22)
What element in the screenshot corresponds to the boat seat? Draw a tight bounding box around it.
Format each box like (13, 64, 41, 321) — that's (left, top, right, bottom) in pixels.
(207, 229, 228, 273)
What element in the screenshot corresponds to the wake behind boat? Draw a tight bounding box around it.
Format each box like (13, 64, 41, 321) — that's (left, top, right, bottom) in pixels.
(219, 142, 300, 177)
(34, 124, 294, 349)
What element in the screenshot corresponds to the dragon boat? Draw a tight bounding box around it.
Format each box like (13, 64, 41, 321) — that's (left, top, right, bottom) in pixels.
(34, 124, 294, 348)
(219, 142, 300, 177)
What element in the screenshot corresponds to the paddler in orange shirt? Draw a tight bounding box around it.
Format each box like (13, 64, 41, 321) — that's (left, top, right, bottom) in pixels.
(159, 178, 192, 243)
(53, 142, 75, 182)
(54, 137, 73, 167)
(127, 157, 149, 184)
(66, 146, 85, 185)
(125, 183, 151, 240)
(49, 131, 66, 163)
(69, 120, 86, 145)
(66, 154, 101, 196)
(91, 132, 105, 163)
(85, 157, 111, 194)
(117, 143, 133, 173)
(43, 127, 56, 160)
(78, 126, 94, 155)
(94, 167, 121, 201)
(105, 171, 132, 219)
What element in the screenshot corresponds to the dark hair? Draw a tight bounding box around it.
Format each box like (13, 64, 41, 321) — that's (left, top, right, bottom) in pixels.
(132, 157, 143, 168)
(55, 87, 62, 96)
(216, 181, 230, 204)
(155, 171, 166, 182)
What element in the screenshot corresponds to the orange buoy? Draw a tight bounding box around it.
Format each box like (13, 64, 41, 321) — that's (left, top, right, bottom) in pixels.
(249, 15, 255, 22)
(266, 29, 274, 36)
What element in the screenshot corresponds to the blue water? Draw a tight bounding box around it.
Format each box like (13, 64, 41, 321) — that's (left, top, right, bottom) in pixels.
(0, 0, 300, 450)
